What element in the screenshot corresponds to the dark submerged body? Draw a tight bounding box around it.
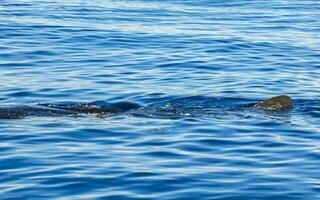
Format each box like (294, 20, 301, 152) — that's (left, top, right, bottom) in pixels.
(0, 96, 293, 120)
(0, 106, 75, 119)
(0, 102, 141, 119)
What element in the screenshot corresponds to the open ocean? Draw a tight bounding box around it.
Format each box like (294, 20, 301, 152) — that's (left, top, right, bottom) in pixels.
(1, 0, 320, 199)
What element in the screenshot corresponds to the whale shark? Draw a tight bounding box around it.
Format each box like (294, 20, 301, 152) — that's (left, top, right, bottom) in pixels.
(0, 95, 293, 119)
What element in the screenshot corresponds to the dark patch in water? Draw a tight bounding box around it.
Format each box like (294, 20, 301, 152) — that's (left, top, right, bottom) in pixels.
(1, 96, 314, 120)
(0, 101, 140, 119)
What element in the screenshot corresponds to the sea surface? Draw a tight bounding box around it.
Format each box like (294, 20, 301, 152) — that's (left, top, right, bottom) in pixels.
(1, 0, 320, 199)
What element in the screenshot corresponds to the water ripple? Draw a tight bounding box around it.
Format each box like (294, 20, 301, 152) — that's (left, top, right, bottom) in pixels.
(1, 0, 320, 199)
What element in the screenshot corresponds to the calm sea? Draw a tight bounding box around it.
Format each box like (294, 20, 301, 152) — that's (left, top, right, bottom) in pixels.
(1, 0, 320, 199)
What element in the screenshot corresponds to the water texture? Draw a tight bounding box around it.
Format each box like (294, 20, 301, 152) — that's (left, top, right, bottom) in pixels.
(0, 0, 320, 199)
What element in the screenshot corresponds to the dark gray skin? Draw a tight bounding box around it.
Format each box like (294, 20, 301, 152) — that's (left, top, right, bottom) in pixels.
(0, 102, 141, 119)
(0, 106, 77, 119)
(254, 95, 293, 110)
(0, 96, 293, 119)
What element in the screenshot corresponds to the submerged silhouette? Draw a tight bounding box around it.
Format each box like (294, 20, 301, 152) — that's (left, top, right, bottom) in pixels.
(0, 95, 293, 119)
(0, 102, 140, 119)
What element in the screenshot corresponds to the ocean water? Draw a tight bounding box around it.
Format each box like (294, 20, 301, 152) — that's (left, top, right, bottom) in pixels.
(1, 0, 320, 199)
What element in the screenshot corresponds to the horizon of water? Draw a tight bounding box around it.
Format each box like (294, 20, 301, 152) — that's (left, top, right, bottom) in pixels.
(1, 1, 320, 199)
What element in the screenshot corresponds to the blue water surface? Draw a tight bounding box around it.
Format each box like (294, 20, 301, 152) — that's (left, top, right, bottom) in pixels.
(1, 0, 320, 199)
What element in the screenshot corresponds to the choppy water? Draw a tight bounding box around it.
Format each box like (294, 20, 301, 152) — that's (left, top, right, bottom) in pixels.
(1, 0, 320, 199)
